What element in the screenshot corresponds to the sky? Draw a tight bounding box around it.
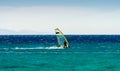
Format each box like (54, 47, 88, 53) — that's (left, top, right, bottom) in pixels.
(0, 0, 120, 35)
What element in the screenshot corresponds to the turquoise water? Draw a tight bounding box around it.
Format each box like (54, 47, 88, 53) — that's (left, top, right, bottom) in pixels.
(0, 35, 120, 71)
(1, 51, 120, 71)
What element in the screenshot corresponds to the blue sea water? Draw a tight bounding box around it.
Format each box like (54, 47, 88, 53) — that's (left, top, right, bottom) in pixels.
(0, 35, 120, 71)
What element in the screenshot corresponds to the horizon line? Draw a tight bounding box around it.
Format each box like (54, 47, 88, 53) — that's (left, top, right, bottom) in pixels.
(0, 34, 120, 35)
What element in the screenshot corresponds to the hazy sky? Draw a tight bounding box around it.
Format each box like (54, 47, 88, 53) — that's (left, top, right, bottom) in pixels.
(0, 0, 120, 34)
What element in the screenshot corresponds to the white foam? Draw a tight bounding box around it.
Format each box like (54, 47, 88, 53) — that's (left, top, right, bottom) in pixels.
(13, 46, 64, 50)
(46, 46, 64, 49)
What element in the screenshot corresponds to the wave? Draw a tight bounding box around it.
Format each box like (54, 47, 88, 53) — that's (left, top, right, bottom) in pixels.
(4, 46, 64, 50)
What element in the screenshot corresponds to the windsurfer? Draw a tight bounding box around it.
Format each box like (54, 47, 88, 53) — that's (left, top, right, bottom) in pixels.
(64, 40, 67, 48)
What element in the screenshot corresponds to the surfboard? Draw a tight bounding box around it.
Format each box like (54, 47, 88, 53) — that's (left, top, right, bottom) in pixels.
(55, 28, 70, 48)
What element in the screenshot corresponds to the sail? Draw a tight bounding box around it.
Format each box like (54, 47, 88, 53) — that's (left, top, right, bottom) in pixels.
(55, 28, 70, 48)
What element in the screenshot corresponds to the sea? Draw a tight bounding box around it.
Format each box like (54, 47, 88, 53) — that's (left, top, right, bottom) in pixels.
(0, 35, 120, 71)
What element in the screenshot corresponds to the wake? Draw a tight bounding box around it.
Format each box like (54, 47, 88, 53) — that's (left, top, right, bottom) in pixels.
(12, 46, 64, 50)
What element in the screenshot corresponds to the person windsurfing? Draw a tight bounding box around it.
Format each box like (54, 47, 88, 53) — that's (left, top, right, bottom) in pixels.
(64, 40, 70, 48)
(55, 28, 70, 48)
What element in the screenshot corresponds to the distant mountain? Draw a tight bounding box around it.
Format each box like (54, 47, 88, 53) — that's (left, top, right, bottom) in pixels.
(0, 29, 52, 35)
(0, 29, 16, 34)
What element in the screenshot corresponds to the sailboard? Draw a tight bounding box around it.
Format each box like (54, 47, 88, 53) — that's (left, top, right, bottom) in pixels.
(55, 28, 70, 48)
